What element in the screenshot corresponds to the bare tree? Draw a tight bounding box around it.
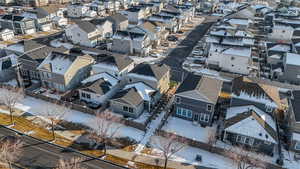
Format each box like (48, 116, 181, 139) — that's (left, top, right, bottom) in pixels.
(56, 157, 87, 169)
(89, 110, 121, 155)
(43, 103, 70, 141)
(151, 134, 185, 169)
(0, 88, 24, 125)
(224, 146, 267, 169)
(0, 138, 23, 169)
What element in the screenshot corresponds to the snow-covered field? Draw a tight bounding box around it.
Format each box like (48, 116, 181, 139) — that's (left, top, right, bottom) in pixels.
(162, 117, 217, 143)
(14, 96, 145, 141)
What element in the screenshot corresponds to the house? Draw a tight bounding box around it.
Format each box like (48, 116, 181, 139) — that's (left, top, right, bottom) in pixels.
(266, 43, 292, 66)
(18, 41, 68, 81)
(207, 44, 252, 75)
(0, 28, 14, 41)
(268, 24, 294, 42)
(78, 72, 119, 106)
(67, 3, 89, 18)
(65, 20, 103, 47)
(126, 7, 147, 25)
(90, 18, 113, 38)
(223, 18, 253, 29)
(280, 53, 300, 85)
(0, 53, 17, 82)
(223, 105, 278, 155)
(146, 14, 178, 33)
(110, 82, 157, 118)
(287, 90, 300, 153)
(173, 74, 223, 126)
(37, 51, 94, 92)
(127, 63, 170, 94)
(0, 14, 36, 35)
(22, 7, 53, 31)
(230, 77, 278, 113)
(106, 13, 128, 33)
(111, 30, 151, 55)
(92, 54, 134, 79)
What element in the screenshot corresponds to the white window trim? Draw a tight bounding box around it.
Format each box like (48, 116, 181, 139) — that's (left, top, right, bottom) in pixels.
(295, 142, 300, 150)
(207, 104, 213, 112)
(175, 96, 181, 104)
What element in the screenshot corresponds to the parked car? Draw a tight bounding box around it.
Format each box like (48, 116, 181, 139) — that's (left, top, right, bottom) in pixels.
(35, 88, 46, 94)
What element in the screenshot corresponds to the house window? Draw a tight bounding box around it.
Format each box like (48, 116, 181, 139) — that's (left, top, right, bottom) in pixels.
(199, 113, 209, 122)
(236, 135, 254, 145)
(194, 114, 199, 121)
(176, 97, 181, 104)
(295, 142, 300, 150)
(231, 56, 235, 60)
(264, 141, 271, 145)
(207, 105, 213, 112)
(86, 93, 91, 99)
(176, 107, 192, 118)
(123, 106, 128, 112)
(128, 107, 133, 113)
(297, 75, 300, 79)
(82, 92, 86, 98)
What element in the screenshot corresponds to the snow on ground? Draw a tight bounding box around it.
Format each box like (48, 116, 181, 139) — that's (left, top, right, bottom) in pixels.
(129, 56, 161, 64)
(132, 111, 151, 124)
(135, 111, 166, 153)
(282, 149, 300, 169)
(162, 117, 216, 143)
(14, 96, 145, 141)
(149, 136, 237, 169)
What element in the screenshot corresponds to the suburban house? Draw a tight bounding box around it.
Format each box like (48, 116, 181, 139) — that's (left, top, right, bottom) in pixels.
(207, 44, 252, 75)
(90, 18, 113, 38)
(287, 90, 300, 153)
(106, 13, 129, 33)
(67, 3, 90, 18)
(268, 24, 294, 42)
(173, 73, 223, 126)
(230, 77, 279, 113)
(223, 105, 278, 156)
(92, 54, 134, 79)
(0, 14, 36, 34)
(126, 6, 147, 25)
(127, 63, 170, 94)
(0, 52, 17, 82)
(110, 81, 158, 118)
(111, 30, 151, 55)
(0, 28, 14, 41)
(146, 14, 179, 33)
(23, 7, 53, 31)
(78, 72, 119, 106)
(37, 51, 94, 92)
(280, 53, 300, 85)
(18, 41, 68, 81)
(65, 20, 104, 47)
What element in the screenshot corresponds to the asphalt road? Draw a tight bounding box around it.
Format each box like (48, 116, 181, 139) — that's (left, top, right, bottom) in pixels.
(0, 126, 127, 169)
(161, 16, 218, 82)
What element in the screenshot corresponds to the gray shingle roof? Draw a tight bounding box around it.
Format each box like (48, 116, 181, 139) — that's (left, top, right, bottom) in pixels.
(74, 20, 97, 33)
(111, 88, 143, 107)
(130, 63, 170, 81)
(176, 73, 223, 104)
(107, 13, 128, 24)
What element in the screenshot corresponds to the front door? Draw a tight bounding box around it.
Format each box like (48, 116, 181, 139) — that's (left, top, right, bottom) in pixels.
(193, 114, 199, 122)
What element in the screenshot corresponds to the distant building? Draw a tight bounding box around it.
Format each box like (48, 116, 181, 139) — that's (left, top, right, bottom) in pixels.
(0, 28, 14, 41)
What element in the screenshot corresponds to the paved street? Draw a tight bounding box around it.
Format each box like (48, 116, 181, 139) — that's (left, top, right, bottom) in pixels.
(0, 126, 127, 169)
(161, 16, 218, 82)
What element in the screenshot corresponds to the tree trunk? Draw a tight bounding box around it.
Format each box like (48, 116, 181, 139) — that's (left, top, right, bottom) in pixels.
(9, 107, 13, 125)
(164, 158, 168, 169)
(103, 142, 107, 155)
(51, 120, 55, 141)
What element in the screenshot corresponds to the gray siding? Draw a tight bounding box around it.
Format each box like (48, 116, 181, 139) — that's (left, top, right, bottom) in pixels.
(225, 131, 275, 156)
(281, 64, 300, 85)
(231, 98, 275, 113)
(110, 100, 144, 118)
(173, 95, 215, 126)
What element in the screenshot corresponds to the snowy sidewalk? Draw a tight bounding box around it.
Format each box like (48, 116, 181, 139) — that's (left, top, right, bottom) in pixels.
(134, 111, 166, 153)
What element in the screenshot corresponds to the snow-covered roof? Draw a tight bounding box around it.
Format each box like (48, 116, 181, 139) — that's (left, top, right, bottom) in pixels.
(123, 82, 156, 102)
(285, 53, 300, 66)
(226, 18, 252, 26)
(81, 72, 118, 86)
(269, 44, 291, 52)
(223, 47, 251, 57)
(225, 105, 277, 143)
(232, 91, 277, 108)
(0, 54, 17, 70)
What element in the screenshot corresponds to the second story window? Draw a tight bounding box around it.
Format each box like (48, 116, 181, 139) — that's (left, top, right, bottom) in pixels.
(207, 104, 213, 112)
(175, 97, 181, 104)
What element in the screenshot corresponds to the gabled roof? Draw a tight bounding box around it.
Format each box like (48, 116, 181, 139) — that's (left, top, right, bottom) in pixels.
(74, 20, 97, 34)
(225, 105, 278, 143)
(123, 82, 156, 102)
(35, 8, 50, 18)
(176, 73, 223, 104)
(231, 77, 278, 108)
(130, 63, 170, 81)
(20, 46, 68, 63)
(111, 88, 144, 107)
(80, 73, 118, 95)
(107, 13, 128, 24)
(97, 55, 133, 71)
